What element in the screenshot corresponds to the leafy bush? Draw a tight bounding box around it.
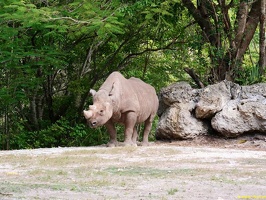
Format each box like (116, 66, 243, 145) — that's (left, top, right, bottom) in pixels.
(9, 118, 109, 149)
(5, 116, 158, 150)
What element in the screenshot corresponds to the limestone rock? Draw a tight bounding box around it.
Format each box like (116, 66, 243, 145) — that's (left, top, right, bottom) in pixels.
(195, 81, 233, 119)
(156, 102, 208, 140)
(212, 98, 266, 137)
(157, 82, 199, 116)
(156, 80, 266, 140)
(241, 83, 266, 99)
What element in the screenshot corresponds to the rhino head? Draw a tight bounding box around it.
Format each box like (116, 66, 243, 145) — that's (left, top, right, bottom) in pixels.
(83, 89, 113, 128)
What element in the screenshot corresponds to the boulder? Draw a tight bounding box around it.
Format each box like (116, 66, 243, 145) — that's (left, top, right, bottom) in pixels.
(156, 102, 208, 140)
(212, 97, 266, 137)
(195, 81, 239, 119)
(241, 83, 266, 99)
(156, 82, 208, 140)
(156, 81, 266, 140)
(157, 82, 199, 116)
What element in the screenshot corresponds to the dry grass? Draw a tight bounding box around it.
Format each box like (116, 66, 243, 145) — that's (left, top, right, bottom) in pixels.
(0, 145, 266, 199)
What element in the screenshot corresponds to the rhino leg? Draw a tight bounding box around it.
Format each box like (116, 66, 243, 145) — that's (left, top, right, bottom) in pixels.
(132, 126, 138, 145)
(141, 116, 154, 146)
(105, 121, 118, 147)
(123, 112, 137, 146)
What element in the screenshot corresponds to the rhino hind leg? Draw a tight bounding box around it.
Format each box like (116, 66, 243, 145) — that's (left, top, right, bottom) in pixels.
(140, 115, 154, 146)
(132, 126, 138, 144)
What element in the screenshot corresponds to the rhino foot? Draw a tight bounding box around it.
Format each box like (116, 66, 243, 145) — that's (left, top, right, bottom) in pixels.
(106, 141, 118, 147)
(121, 141, 137, 147)
(139, 142, 150, 146)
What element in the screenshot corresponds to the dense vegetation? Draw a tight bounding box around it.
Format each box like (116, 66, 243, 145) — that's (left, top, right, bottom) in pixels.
(1, 0, 265, 149)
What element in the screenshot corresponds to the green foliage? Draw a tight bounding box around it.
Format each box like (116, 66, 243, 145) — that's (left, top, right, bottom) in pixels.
(0, 0, 263, 149)
(235, 64, 261, 85)
(9, 118, 109, 149)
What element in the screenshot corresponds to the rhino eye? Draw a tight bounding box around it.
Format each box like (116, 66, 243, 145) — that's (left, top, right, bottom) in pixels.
(99, 110, 104, 115)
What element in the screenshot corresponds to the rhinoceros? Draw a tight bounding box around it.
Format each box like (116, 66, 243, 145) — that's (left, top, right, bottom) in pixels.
(83, 71, 159, 147)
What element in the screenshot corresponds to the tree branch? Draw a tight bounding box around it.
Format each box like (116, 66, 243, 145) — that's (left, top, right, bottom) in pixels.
(236, 0, 261, 61)
(80, 40, 104, 77)
(219, 0, 233, 48)
(259, 0, 266, 74)
(116, 38, 178, 71)
(104, 25, 146, 69)
(47, 16, 92, 24)
(234, 1, 248, 49)
(182, 0, 218, 47)
(184, 67, 205, 88)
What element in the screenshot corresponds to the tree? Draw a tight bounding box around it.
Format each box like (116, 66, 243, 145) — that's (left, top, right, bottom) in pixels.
(0, 0, 186, 149)
(259, 0, 266, 74)
(0, 0, 264, 149)
(181, 0, 263, 82)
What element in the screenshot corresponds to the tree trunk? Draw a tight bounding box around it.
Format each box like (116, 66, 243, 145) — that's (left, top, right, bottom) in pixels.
(44, 74, 55, 123)
(3, 107, 10, 150)
(234, 0, 261, 63)
(29, 95, 40, 131)
(182, 0, 261, 83)
(259, 0, 266, 75)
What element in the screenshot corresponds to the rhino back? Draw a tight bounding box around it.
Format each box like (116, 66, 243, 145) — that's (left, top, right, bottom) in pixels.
(122, 77, 158, 121)
(98, 72, 158, 122)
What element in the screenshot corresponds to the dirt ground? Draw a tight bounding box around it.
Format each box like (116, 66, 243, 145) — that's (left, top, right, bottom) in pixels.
(0, 135, 266, 200)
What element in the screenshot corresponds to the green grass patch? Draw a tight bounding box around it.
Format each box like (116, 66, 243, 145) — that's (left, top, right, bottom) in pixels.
(168, 188, 178, 195)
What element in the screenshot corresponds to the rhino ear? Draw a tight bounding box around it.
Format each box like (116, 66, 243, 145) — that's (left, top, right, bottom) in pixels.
(109, 82, 116, 96)
(90, 89, 96, 96)
(83, 110, 93, 119)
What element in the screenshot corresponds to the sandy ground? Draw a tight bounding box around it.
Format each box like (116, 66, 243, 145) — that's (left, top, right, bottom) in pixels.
(0, 136, 266, 200)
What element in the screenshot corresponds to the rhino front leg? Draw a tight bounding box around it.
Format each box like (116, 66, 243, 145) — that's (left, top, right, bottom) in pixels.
(105, 121, 118, 147)
(123, 112, 137, 146)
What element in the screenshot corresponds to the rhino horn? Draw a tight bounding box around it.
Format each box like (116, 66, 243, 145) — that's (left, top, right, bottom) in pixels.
(89, 105, 96, 110)
(83, 110, 93, 119)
